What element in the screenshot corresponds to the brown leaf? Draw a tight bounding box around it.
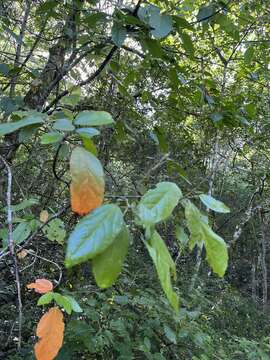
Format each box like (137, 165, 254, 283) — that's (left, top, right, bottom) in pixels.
(34, 307, 64, 360)
(40, 210, 49, 223)
(17, 249, 28, 259)
(27, 279, 53, 294)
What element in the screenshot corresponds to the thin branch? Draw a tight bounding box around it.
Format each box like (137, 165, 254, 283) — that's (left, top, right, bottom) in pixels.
(0, 156, 22, 349)
(44, 45, 118, 113)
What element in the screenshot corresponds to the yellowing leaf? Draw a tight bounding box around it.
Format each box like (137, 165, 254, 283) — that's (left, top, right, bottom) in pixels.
(27, 279, 53, 294)
(40, 210, 49, 223)
(34, 307, 64, 360)
(70, 147, 105, 215)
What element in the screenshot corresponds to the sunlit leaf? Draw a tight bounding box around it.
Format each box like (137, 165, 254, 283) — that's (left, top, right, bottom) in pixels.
(145, 231, 179, 311)
(136, 182, 182, 226)
(65, 204, 124, 268)
(185, 201, 228, 276)
(199, 194, 230, 213)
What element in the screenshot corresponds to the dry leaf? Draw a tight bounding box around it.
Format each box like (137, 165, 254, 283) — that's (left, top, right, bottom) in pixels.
(27, 279, 53, 294)
(34, 307, 64, 360)
(40, 210, 49, 223)
(70, 147, 104, 215)
(17, 249, 28, 259)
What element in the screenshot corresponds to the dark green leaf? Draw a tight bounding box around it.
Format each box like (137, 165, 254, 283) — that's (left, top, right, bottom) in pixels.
(92, 224, 129, 288)
(111, 23, 127, 47)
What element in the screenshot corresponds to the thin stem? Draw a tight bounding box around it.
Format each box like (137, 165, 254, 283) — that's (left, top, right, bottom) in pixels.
(0, 156, 22, 349)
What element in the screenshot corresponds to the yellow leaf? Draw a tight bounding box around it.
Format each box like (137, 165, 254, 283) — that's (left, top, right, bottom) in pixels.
(40, 210, 49, 223)
(34, 307, 64, 360)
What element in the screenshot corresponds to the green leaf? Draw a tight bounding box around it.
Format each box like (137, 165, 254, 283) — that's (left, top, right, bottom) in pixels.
(0, 63, 10, 76)
(53, 118, 75, 132)
(175, 225, 189, 247)
(173, 16, 194, 31)
(92, 224, 129, 288)
(76, 127, 100, 138)
(244, 46, 254, 64)
(0, 115, 44, 137)
(185, 201, 206, 250)
(65, 204, 124, 268)
(164, 325, 177, 344)
(145, 231, 179, 311)
(43, 218, 66, 245)
(153, 126, 168, 153)
(151, 14, 172, 39)
(53, 293, 72, 315)
(179, 31, 194, 57)
(111, 23, 127, 47)
(37, 292, 54, 306)
(8, 197, 39, 212)
(64, 295, 83, 313)
(74, 111, 114, 126)
(141, 38, 164, 59)
(199, 194, 230, 213)
(138, 4, 172, 39)
(82, 137, 98, 155)
(13, 222, 31, 245)
(136, 182, 182, 227)
(197, 5, 215, 22)
(201, 222, 228, 277)
(210, 112, 223, 123)
(41, 132, 63, 144)
(185, 202, 228, 276)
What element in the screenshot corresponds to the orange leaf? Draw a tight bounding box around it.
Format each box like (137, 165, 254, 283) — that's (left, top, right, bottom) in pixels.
(34, 307, 64, 360)
(27, 279, 53, 294)
(70, 147, 105, 215)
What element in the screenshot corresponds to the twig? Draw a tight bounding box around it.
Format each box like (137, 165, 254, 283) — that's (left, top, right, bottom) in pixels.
(0, 156, 22, 349)
(20, 249, 62, 286)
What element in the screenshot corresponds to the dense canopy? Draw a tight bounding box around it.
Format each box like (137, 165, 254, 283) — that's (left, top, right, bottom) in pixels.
(1, 0, 270, 359)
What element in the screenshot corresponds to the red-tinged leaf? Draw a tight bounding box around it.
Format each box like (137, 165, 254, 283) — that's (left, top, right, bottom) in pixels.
(27, 279, 53, 294)
(34, 307, 64, 360)
(70, 147, 105, 215)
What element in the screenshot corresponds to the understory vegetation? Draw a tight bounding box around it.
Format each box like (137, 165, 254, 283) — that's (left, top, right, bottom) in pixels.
(1, 0, 270, 359)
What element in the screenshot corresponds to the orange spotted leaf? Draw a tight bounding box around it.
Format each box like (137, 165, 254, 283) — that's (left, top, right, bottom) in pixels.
(70, 147, 105, 215)
(27, 279, 53, 294)
(34, 307, 64, 360)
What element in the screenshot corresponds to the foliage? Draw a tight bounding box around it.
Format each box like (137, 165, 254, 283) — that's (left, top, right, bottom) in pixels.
(0, 0, 269, 358)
